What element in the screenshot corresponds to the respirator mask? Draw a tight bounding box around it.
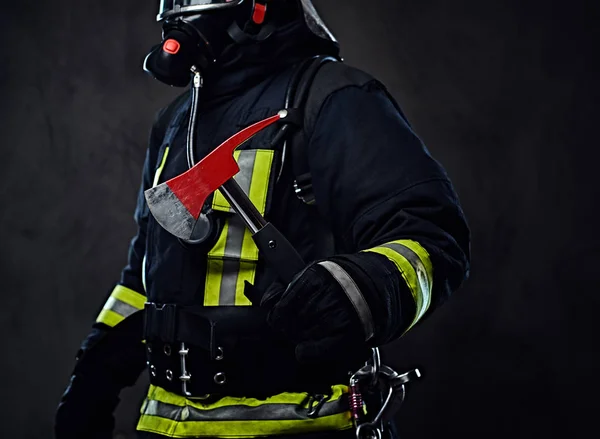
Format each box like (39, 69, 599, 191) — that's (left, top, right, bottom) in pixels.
(144, 0, 276, 87)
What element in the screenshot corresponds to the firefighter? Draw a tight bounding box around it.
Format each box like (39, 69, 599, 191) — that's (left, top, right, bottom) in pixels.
(55, 1, 471, 438)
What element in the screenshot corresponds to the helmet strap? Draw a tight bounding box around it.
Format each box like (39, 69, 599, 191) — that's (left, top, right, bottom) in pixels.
(227, 1, 275, 43)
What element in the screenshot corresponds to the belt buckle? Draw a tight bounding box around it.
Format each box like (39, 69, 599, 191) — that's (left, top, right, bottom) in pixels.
(178, 341, 192, 397)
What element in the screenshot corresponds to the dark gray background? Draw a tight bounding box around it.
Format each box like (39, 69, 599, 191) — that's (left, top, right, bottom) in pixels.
(1, 0, 598, 438)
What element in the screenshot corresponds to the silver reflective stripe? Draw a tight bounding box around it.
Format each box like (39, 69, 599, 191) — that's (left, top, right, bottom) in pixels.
(218, 150, 257, 305)
(104, 296, 139, 320)
(222, 215, 248, 260)
(381, 242, 432, 322)
(145, 399, 184, 421)
(220, 150, 256, 214)
(318, 261, 375, 341)
(143, 396, 348, 421)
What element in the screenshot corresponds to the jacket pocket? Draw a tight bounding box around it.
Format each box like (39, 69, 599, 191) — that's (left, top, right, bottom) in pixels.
(204, 149, 278, 307)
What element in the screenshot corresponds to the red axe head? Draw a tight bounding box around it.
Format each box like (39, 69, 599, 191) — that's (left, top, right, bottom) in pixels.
(145, 110, 287, 240)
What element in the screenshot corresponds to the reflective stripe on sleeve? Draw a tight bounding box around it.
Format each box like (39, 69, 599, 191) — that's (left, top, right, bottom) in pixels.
(317, 261, 375, 341)
(364, 240, 433, 331)
(137, 384, 353, 438)
(96, 285, 146, 327)
(204, 150, 274, 307)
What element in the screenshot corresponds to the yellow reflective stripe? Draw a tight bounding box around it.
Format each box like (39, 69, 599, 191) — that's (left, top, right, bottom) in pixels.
(147, 384, 349, 407)
(112, 284, 147, 309)
(211, 150, 274, 215)
(212, 150, 243, 212)
(247, 149, 274, 216)
(152, 146, 171, 187)
(204, 260, 224, 306)
(96, 308, 124, 328)
(208, 217, 229, 259)
(96, 285, 146, 327)
(138, 413, 353, 438)
(205, 218, 257, 306)
(364, 240, 433, 331)
(204, 219, 229, 306)
(137, 385, 353, 438)
(398, 240, 434, 286)
(205, 150, 274, 306)
(241, 225, 259, 265)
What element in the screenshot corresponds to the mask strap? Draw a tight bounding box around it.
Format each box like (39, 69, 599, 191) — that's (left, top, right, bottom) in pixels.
(227, 20, 275, 43)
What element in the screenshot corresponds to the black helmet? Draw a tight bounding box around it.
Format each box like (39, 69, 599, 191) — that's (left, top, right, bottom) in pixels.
(155, 1, 336, 41)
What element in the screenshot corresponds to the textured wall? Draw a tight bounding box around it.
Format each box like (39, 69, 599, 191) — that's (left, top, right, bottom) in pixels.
(0, 0, 597, 438)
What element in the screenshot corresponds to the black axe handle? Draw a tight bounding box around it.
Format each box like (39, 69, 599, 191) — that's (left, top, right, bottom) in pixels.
(220, 179, 306, 285)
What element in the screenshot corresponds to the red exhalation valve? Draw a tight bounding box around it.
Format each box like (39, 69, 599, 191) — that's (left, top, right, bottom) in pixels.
(252, 3, 267, 24)
(163, 39, 181, 55)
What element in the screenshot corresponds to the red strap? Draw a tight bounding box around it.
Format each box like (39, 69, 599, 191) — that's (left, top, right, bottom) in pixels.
(252, 3, 267, 25)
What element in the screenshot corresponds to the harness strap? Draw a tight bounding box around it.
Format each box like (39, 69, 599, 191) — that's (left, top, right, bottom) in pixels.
(288, 56, 338, 205)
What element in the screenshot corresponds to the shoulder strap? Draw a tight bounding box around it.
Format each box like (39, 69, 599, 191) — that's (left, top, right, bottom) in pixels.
(287, 55, 338, 205)
(288, 59, 376, 205)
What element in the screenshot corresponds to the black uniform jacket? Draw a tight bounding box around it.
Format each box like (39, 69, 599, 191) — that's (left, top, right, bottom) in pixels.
(88, 19, 470, 402)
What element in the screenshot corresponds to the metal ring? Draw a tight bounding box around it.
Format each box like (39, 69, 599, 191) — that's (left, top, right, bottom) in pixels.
(164, 344, 172, 356)
(150, 365, 157, 377)
(214, 372, 227, 385)
(215, 346, 224, 361)
(166, 369, 173, 381)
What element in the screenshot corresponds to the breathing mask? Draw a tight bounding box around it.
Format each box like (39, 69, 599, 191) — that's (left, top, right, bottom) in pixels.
(143, 0, 277, 87)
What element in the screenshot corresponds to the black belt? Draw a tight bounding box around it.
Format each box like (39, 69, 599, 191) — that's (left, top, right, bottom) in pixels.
(143, 303, 348, 399)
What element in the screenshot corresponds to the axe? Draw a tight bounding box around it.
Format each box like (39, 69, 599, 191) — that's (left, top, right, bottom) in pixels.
(145, 110, 305, 284)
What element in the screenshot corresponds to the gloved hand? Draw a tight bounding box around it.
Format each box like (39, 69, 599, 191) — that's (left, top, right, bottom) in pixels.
(260, 257, 375, 366)
(55, 372, 120, 439)
(55, 315, 146, 439)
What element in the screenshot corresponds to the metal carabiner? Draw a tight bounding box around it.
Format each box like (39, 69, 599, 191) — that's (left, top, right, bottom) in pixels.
(369, 348, 381, 387)
(356, 422, 383, 439)
(371, 365, 421, 426)
(352, 360, 422, 439)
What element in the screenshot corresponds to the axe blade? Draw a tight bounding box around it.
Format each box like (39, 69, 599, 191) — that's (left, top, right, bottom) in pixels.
(144, 111, 286, 239)
(145, 182, 197, 240)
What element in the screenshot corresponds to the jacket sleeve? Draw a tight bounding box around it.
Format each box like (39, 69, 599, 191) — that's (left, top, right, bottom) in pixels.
(67, 108, 167, 385)
(307, 79, 471, 345)
(93, 146, 153, 330)
(55, 112, 167, 438)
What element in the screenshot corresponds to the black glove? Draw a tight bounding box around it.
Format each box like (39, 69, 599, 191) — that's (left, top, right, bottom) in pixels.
(260, 251, 418, 366)
(55, 371, 120, 439)
(55, 314, 146, 439)
(260, 255, 382, 366)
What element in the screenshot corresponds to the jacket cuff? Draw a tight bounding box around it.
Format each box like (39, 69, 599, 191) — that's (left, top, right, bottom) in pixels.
(327, 244, 426, 345)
